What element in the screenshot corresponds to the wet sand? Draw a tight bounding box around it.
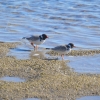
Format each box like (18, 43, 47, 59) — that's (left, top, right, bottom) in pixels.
(0, 42, 100, 100)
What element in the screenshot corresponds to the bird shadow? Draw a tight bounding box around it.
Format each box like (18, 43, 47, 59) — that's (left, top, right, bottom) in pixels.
(10, 48, 31, 52)
(43, 57, 59, 61)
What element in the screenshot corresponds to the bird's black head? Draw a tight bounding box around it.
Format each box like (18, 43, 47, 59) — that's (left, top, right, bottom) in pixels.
(42, 34, 48, 40)
(68, 43, 75, 48)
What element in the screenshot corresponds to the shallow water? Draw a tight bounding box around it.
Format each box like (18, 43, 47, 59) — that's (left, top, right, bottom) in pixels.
(0, 76, 25, 82)
(7, 43, 46, 59)
(24, 98, 40, 100)
(0, 0, 100, 74)
(77, 96, 100, 100)
(67, 54, 100, 74)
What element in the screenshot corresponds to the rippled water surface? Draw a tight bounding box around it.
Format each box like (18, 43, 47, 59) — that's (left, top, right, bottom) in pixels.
(0, 0, 100, 73)
(0, 0, 100, 48)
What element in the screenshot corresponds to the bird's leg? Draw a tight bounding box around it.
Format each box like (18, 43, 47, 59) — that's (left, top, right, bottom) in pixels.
(61, 54, 64, 60)
(31, 42, 35, 50)
(36, 45, 38, 51)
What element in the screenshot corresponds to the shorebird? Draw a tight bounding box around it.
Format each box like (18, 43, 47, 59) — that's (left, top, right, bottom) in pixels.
(23, 34, 48, 50)
(46, 43, 75, 60)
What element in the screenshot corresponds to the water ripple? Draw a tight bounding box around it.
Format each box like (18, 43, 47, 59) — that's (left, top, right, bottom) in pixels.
(0, 0, 100, 49)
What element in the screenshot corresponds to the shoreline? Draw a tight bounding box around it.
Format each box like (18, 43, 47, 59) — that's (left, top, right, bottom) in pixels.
(0, 42, 100, 100)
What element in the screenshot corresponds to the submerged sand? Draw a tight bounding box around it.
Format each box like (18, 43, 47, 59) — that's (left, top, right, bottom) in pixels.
(0, 42, 100, 100)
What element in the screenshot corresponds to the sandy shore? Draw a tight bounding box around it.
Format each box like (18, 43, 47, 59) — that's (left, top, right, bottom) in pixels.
(0, 42, 100, 100)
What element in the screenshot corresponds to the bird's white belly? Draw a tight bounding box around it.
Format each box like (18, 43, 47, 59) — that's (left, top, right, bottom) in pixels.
(31, 40, 45, 45)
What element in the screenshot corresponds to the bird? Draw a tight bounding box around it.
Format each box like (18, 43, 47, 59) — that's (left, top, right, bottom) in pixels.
(23, 34, 48, 50)
(46, 43, 75, 60)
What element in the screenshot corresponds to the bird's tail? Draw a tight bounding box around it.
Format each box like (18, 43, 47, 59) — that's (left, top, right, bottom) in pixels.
(22, 37, 26, 39)
(46, 48, 51, 50)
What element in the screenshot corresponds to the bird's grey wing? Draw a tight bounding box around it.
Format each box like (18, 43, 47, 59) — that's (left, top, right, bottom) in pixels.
(52, 45, 67, 52)
(26, 35, 39, 41)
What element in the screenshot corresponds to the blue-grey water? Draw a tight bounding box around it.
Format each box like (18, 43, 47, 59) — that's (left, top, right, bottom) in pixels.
(24, 98, 40, 100)
(0, 76, 25, 82)
(0, 0, 100, 73)
(66, 54, 100, 74)
(77, 96, 100, 100)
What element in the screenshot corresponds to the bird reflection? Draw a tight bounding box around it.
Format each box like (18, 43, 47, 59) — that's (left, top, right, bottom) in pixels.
(29, 50, 46, 59)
